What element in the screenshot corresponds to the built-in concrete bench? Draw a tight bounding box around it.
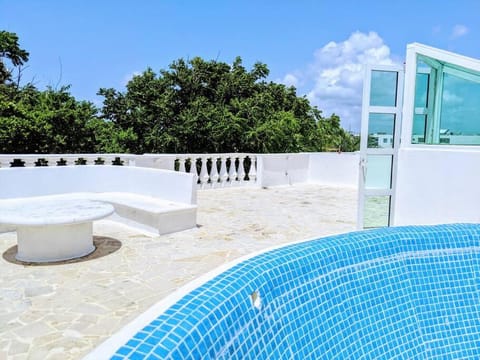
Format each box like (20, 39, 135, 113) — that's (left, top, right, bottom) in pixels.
(0, 166, 197, 236)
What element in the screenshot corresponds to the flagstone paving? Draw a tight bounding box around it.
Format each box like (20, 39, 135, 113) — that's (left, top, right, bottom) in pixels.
(0, 184, 357, 359)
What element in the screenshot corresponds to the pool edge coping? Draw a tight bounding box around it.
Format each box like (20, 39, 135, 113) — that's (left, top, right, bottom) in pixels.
(82, 231, 342, 359)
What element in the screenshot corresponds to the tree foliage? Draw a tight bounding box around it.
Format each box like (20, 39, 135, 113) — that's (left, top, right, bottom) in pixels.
(0, 85, 99, 153)
(0, 31, 29, 85)
(0, 31, 359, 154)
(98, 56, 358, 154)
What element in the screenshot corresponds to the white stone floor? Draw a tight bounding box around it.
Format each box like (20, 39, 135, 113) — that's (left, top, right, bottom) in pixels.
(0, 184, 357, 360)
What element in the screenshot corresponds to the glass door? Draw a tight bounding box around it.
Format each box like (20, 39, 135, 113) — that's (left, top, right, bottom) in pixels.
(358, 65, 404, 228)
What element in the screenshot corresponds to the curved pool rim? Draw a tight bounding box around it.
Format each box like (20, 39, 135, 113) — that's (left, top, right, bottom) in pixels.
(85, 232, 315, 359)
(86, 223, 480, 359)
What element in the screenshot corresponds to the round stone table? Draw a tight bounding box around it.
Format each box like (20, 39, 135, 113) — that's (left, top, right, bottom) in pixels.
(0, 199, 114, 262)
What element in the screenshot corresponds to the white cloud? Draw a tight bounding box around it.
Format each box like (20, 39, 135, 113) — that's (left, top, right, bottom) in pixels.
(281, 73, 299, 87)
(442, 90, 463, 105)
(122, 71, 141, 86)
(304, 31, 399, 132)
(451, 24, 468, 39)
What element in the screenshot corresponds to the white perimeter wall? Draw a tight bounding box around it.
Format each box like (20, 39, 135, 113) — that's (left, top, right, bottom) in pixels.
(393, 147, 480, 226)
(308, 153, 359, 188)
(256, 154, 310, 187)
(256, 152, 359, 188)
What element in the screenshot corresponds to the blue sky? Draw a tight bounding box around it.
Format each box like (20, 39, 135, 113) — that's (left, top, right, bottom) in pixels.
(2, 0, 479, 132)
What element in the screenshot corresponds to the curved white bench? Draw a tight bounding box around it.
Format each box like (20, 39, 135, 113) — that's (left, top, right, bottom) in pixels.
(0, 199, 114, 262)
(0, 166, 197, 236)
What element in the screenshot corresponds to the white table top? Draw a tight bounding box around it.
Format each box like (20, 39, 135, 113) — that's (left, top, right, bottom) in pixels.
(0, 199, 114, 226)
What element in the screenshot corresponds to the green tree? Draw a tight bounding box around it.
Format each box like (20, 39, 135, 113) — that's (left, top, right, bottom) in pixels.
(0, 31, 359, 155)
(0, 85, 103, 153)
(0, 31, 29, 85)
(0, 31, 123, 154)
(98, 56, 355, 154)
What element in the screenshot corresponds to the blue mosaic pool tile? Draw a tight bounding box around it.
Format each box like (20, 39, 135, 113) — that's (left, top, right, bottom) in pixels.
(110, 224, 480, 359)
(116, 345, 133, 356)
(145, 354, 161, 360)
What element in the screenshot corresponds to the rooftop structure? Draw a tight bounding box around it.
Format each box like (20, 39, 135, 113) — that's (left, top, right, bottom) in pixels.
(359, 42, 480, 228)
(2, 42, 480, 359)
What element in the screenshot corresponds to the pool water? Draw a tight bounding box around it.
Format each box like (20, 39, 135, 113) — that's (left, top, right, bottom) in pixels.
(105, 224, 480, 359)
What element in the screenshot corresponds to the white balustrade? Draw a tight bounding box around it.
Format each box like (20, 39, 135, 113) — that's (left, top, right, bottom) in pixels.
(0, 154, 136, 168)
(0, 153, 258, 188)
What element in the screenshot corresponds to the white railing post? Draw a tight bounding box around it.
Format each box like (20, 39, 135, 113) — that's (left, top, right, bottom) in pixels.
(210, 156, 219, 186)
(237, 155, 245, 183)
(219, 156, 228, 186)
(63, 157, 74, 166)
(23, 157, 36, 167)
(248, 155, 257, 183)
(48, 156, 61, 166)
(102, 156, 113, 166)
(190, 157, 199, 184)
(178, 156, 186, 172)
(228, 156, 237, 185)
(0, 157, 12, 167)
(199, 156, 210, 188)
(84, 156, 95, 165)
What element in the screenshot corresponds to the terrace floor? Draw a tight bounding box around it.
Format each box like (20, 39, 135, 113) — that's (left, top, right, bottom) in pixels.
(0, 184, 357, 360)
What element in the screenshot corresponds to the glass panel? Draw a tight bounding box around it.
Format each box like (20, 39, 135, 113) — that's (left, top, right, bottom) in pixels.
(439, 71, 480, 145)
(368, 113, 395, 148)
(412, 55, 480, 145)
(365, 155, 392, 189)
(412, 70, 430, 144)
(364, 196, 390, 228)
(370, 71, 398, 107)
(414, 71, 430, 107)
(412, 115, 427, 144)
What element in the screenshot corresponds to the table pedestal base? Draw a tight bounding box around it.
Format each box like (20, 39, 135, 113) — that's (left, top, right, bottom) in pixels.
(16, 222, 95, 262)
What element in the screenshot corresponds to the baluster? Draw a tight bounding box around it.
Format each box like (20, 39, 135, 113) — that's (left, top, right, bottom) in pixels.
(49, 156, 61, 166)
(84, 157, 95, 165)
(178, 157, 186, 172)
(103, 156, 114, 166)
(237, 156, 245, 182)
(65, 157, 76, 166)
(219, 156, 228, 186)
(248, 156, 257, 182)
(210, 156, 220, 186)
(189, 157, 199, 184)
(24, 158, 37, 167)
(228, 156, 237, 184)
(0, 157, 13, 167)
(199, 156, 210, 187)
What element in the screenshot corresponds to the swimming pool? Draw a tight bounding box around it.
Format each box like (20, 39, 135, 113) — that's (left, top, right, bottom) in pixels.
(88, 224, 480, 359)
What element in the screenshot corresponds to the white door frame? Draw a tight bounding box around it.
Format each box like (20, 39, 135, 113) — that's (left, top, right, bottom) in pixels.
(357, 64, 404, 229)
